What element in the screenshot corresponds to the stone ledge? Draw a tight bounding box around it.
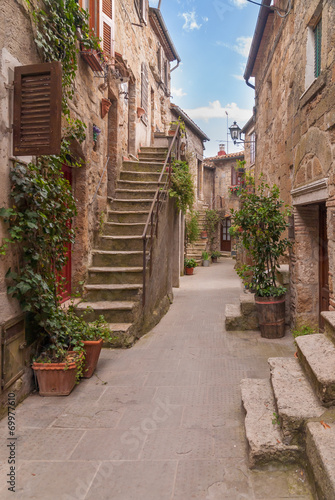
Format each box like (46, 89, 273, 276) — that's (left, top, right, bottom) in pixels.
(321, 311, 335, 344)
(269, 357, 325, 444)
(241, 378, 300, 468)
(296, 334, 335, 405)
(299, 72, 327, 109)
(306, 422, 335, 500)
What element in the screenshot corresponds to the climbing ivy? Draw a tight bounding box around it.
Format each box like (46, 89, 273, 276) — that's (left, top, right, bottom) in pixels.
(169, 160, 195, 214)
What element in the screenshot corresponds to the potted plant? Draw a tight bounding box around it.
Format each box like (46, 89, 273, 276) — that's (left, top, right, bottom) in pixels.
(202, 251, 210, 267)
(72, 311, 117, 378)
(184, 258, 197, 275)
(211, 251, 221, 263)
(200, 230, 207, 239)
(230, 180, 292, 339)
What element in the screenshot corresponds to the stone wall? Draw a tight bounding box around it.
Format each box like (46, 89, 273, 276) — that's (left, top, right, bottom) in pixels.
(251, 0, 335, 326)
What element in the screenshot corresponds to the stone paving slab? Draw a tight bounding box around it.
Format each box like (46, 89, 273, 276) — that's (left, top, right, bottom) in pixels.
(0, 260, 315, 499)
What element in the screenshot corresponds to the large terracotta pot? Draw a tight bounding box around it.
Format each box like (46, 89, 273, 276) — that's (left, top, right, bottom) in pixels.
(82, 339, 103, 378)
(32, 356, 78, 396)
(255, 295, 286, 339)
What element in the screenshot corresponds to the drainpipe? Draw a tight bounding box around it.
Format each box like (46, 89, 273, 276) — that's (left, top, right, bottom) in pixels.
(170, 60, 180, 72)
(246, 79, 255, 90)
(158, 0, 162, 8)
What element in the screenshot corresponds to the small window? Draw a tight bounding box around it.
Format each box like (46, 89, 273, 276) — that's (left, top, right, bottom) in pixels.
(314, 19, 322, 78)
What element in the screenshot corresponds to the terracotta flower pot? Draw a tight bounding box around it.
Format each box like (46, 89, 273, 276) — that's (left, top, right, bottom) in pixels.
(200, 231, 207, 239)
(185, 267, 194, 275)
(32, 356, 78, 396)
(82, 339, 103, 378)
(211, 257, 218, 263)
(101, 98, 112, 118)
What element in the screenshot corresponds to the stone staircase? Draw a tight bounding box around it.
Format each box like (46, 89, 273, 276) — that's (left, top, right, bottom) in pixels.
(241, 310, 335, 499)
(186, 202, 209, 264)
(77, 147, 168, 346)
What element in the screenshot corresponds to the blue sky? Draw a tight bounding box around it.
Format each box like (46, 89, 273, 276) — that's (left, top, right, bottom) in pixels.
(149, 0, 259, 157)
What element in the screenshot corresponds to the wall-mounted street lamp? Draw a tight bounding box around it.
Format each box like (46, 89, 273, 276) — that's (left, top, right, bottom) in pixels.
(229, 121, 255, 145)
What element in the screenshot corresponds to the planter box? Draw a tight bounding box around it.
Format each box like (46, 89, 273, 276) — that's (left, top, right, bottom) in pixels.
(80, 48, 104, 73)
(32, 358, 78, 396)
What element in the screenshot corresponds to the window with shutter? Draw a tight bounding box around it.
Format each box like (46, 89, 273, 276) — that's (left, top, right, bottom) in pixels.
(141, 62, 148, 125)
(13, 62, 62, 156)
(134, 0, 146, 23)
(314, 19, 322, 78)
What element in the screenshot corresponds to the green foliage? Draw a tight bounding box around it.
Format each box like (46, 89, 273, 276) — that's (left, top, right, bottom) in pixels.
(229, 180, 292, 297)
(272, 412, 280, 426)
(186, 210, 200, 245)
(202, 251, 210, 261)
(184, 258, 197, 269)
(292, 323, 317, 339)
(170, 117, 186, 137)
(169, 160, 195, 214)
(204, 209, 220, 249)
(211, 251, 221, 259)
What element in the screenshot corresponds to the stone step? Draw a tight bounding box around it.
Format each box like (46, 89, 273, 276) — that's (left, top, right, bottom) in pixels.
(102, 222, 146, 236)
(296, 334, 335, 406)
(76, 301, 136, 323)
(87, 266, 143, 285)
(241, 379, 300, 467)
(224, 303, 242, 331)
(107, 210, 149, 223)
(109, 199, 154, 211)
(114, 189, 157, 200)
(84, 283, 142, 302)
(108, 323, 132, 334)
(97, 235, 147, 251)
(117, 180, 164, 190)
(122, 160, 164, 173)
(269, 358, 325, 444)
(91, 250, 146, 267)
(139, 147, 168, 154)
(138, 155, 166, 163)
(120, 170, 166, 183)
(306, 421, 335, 500)
(321, 311, 335, 345)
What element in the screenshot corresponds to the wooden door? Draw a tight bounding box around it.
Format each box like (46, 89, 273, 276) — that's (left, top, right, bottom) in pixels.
(58, 164, 72, 303)
(221, 218, 231, 252)
(319, 204, 329, 328)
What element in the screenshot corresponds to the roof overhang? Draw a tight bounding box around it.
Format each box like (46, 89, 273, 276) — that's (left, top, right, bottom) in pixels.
(244, 0, 272, 81)
(149, 8, 181, 63)
(171, 105, 210, 142)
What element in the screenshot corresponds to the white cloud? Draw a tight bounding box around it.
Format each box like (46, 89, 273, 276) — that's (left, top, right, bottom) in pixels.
(231, 0, 248, 8)
(216, 36, 252, 59)
(184, 101, 252, 123)
(181, 11, 202, 31)
(172, 87, 187, 97)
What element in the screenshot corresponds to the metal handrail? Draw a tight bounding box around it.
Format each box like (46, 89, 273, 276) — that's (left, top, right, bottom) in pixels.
(142, 124, 181, 306)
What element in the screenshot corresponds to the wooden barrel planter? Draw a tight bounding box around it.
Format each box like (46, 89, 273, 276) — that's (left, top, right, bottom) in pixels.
(255, 295, 286, 339)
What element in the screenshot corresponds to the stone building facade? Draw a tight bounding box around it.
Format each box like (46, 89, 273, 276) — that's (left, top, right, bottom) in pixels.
(204, 149, 245, 253)
(244, 0, 335, 328)
(0, 0, 181, 408)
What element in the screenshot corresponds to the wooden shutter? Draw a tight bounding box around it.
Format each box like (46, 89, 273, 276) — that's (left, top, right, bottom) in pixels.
(141, 62, 148, 125)
(314, 19, 322, 78)
(102, 0, 113, 59)
(231, 166, 237, 185)
(13, 62, 62, 156)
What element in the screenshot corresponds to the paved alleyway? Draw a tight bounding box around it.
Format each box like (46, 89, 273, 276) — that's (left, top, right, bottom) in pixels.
(0, 259, 314, 499)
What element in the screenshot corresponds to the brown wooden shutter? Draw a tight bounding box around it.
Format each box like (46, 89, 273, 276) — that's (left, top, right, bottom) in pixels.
(141, 62, 148, 125)
(13, 62, 62, 156)
(103, 22, 112, 57)
(102, 0, 112, 18)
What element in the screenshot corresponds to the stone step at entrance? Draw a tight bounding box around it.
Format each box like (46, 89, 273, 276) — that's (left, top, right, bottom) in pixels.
(77, 146, 168, 344)
(241, 314, 335, 499)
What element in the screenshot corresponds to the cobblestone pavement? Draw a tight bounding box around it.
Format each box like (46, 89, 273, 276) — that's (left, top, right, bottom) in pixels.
(0, 259, 314, 499)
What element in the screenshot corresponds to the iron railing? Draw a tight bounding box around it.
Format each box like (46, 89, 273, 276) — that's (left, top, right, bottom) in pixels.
(142, 125, 181, 306)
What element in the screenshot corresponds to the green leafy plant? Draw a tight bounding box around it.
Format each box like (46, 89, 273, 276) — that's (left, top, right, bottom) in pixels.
(202, 251, 210, 261)
(211, 251, 221, 259)
(186, 211, 200, 246)
(170, 117, 186, 137)
(229, 180, 292, 297)
(184, 258, 197, 269)
(204, 209, 220, 250)
(272, 412, 280, 426)
(169, 160, 195, 214)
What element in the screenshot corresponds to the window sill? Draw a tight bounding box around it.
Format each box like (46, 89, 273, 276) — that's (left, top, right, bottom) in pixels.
(299, 72, 327, 108)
